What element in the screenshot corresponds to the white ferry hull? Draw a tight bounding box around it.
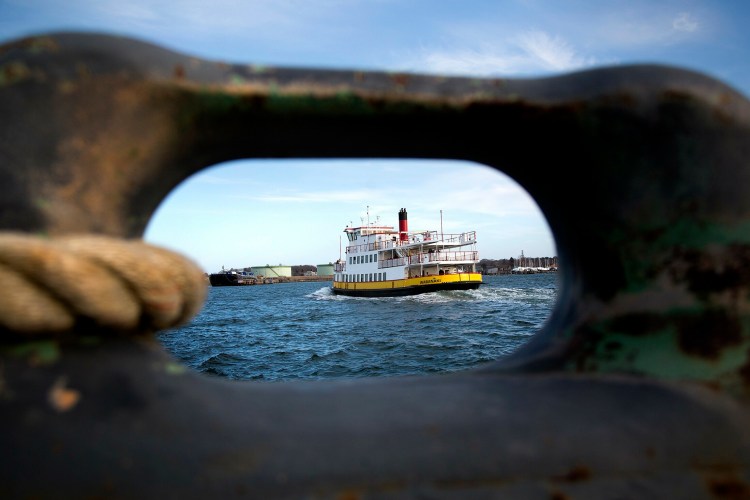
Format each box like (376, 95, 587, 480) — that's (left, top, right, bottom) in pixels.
(332, 273, 482, 297)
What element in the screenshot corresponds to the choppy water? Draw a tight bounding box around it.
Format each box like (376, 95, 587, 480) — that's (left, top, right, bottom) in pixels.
(158, 274, 558, 381)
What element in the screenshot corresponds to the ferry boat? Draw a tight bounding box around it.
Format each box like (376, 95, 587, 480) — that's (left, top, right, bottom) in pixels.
(332, 208, 482, 297)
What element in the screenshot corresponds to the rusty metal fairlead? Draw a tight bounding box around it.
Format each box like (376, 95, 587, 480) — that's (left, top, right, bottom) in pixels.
(1, 33, 750, 499)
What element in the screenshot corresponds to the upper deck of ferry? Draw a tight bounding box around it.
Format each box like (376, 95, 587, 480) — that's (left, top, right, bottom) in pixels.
(344, 225, 478, 255)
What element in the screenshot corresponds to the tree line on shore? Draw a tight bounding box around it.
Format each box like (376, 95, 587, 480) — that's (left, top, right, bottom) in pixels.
(216, 260, 557, 277)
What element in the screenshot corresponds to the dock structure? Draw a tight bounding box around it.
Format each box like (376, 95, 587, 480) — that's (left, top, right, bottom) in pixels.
(1, 32, 750, 498)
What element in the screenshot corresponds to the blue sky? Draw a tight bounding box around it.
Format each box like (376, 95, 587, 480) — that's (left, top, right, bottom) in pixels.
(3, 1, 749, 272)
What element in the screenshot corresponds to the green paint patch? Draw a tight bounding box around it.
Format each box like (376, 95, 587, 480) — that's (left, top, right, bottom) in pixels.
(26, 37, 58, 54)
(34, 198, 51, 210)
(165, 362, 187, 375)
(606, 220, 750, 293)
(572, 307, 750, 383)
(6, 341, 60, 365)
(229, 74, 248, 86)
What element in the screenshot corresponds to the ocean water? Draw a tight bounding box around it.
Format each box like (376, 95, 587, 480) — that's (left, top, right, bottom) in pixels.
(158, 273, 559, 381)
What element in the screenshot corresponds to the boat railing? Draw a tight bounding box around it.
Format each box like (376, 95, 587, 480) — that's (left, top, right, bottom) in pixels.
(348, 231, 477, 253)
(390, 231, 477, 246)
(346, 240, 389, 254)
(379, 257, 407, 269)
(440, 231, 476, 245)
(408, 251, 478, 265)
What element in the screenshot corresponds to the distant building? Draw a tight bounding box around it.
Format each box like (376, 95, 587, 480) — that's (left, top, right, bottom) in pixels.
(316, 263, 334, 276)
(252, 265, 292, 278)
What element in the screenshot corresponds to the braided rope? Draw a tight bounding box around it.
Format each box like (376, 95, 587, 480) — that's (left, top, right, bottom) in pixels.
(0, 233, 207, 335)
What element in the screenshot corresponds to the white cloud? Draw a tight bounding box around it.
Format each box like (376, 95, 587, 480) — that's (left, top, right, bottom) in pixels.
(420, 48, 530, 76)
(672, 12, 698, 32)
(514, 30, 595, 72)
(594, 8, 704, 48)
(250, 189, 375, 204)
(404, 30, 596, 77)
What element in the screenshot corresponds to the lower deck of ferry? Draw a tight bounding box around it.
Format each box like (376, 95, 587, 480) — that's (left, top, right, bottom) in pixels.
(331, 272, 482, 297)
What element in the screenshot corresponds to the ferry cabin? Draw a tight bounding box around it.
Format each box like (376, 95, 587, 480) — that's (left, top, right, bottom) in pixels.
(332, 222, 481, 296)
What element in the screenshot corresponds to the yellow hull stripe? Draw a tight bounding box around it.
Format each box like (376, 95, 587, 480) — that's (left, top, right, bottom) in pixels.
(332, 273, 482, 291)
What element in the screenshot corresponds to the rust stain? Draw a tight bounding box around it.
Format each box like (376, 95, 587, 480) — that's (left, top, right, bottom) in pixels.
(26, 36, 59, 54)
(390, 73, 410, 88)
(0, 61, 31, 86)
(737, 347, 750, 386)
(670, 244, 750, 298)
(552, 465, 592, 483)
(549, 492, 570, 500)
(707, 474, 750, 499)
(48, 377, 81, 412)
(336, 491, 362, 500)
(676, 310, 742, 360)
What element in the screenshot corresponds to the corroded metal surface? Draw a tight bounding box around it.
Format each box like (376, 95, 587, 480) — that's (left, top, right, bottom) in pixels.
(2, 32, 750, 498)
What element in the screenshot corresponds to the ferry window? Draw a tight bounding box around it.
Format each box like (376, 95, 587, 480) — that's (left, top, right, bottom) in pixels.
(369, 273, 373, 281)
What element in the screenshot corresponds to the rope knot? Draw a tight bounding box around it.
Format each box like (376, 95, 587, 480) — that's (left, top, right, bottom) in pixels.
(0, 233, 207, 336)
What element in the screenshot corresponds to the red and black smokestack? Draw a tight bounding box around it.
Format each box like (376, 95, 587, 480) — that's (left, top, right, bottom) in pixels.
(399, 208, 408, 242)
